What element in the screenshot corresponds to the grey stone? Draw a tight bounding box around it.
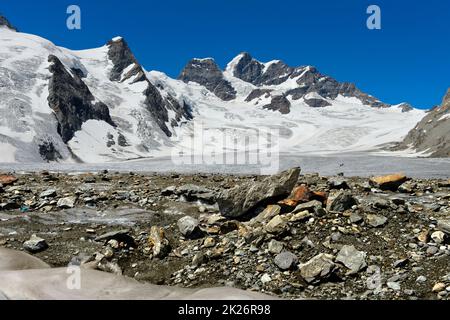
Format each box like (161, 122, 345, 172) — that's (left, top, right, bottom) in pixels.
(57, 196, 76, 209)
(366, 214, 388, 228)
(265, 215, 288, 235)
(268, 240, 284, 254)
(437, 219, 450, 235)
(292, 200, 323, 214)
(336, 245, 367, 274)
(177, 216, 200, 238)
(23, 235, 48, 253)
(274, 251, 298, 270)
(39, 189, 57, 198)
(299, 253, 335, 283)
(327, 191, 358, 212)
(217, 167, 300, 218)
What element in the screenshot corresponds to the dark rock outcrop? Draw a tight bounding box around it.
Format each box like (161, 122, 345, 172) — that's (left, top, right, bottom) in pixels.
(231, 53, 293, 86)
(106, 38, 192, 137)
(107, 38, 146, 83)
(230, 52, 265, 84)
(38, 141, 62, 162)
(394, 89, 450, 157)
(263, 95, 291, 114)
(178, 58, 236, 101)
(245, 89, 273, 102)
(47, 55, 115, 143)
(304, 98, 331, 108)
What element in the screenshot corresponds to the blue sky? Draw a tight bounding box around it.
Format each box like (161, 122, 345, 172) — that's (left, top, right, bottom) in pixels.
(1, 0, 449, 109)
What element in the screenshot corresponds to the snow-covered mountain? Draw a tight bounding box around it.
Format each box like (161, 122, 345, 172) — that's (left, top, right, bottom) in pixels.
(394, 89, 450, 157)
(0, 15, 428, 163)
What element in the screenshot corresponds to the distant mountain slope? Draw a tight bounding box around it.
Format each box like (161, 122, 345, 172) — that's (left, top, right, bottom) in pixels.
(394, 89, 450, 157)
(0, 15, 432, 163)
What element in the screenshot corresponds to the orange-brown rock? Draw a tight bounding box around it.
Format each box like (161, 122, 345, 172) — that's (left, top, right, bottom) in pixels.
(0, 175, 17, 186)
(369, 174, 408, 191)
(289, 185, 312, 203)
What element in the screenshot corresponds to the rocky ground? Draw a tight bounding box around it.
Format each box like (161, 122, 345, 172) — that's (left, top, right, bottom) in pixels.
(0, 168, 449, 300)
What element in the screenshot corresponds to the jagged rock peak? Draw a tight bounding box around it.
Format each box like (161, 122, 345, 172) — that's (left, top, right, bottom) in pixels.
(178, 58, 236, 101)
(226, 52, 265, 84)
(0, 15, 17, 31)
(106, 36, 145, 83)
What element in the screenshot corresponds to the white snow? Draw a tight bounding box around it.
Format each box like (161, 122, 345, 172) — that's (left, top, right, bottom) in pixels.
(0, 143, 16, 162)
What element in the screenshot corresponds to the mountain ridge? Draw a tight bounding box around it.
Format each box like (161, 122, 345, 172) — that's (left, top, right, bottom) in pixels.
(0, 15, 436, 163)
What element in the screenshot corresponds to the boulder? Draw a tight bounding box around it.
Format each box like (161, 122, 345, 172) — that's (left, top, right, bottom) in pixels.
(268, 240, 284, 254)
(217, 167, 300, 218)
(299, 254, 335, 283)
(57, 196, 76, 209)
(437, 219, 450, 235)
(23, 235, 48, 253)
(39, 189, 57, 198)
(265, 215, 288, 235)
(0, 175, 17, 186)
(177, 216, 200, 238)
(366, 214, 388, 228)
(369, 174, 408, 191)
(335, 245, 367, 274)
(327, 191, 358, 212)
(274, 251, 298, 270)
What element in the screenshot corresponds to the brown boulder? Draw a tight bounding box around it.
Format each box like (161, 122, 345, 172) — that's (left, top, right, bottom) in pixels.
(369, 174, 408, 191)
(0, 175, 17, 186)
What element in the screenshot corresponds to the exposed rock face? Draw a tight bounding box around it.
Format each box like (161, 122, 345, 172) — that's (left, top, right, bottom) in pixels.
(245, 89, 273, 102)
(263, 95, 291, 114)
(38, 141, 62, 162)
(178, 58, 236, 101)
(230, 52, 265, 84)
(107, 38, 146, 83)
(107, 38, 193, 137)
(395, 89, 450, 157)
(304, 97, 332, 108)
(47, 55, 115, 143)
(0, 15, 17, 31)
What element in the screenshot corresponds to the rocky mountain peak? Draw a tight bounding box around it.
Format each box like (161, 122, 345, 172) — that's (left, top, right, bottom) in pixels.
(106, 36, 145, 83)
(178, 58, 236, 101)
(227, 52, 264, 84)
(0, 15, 17, 31)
